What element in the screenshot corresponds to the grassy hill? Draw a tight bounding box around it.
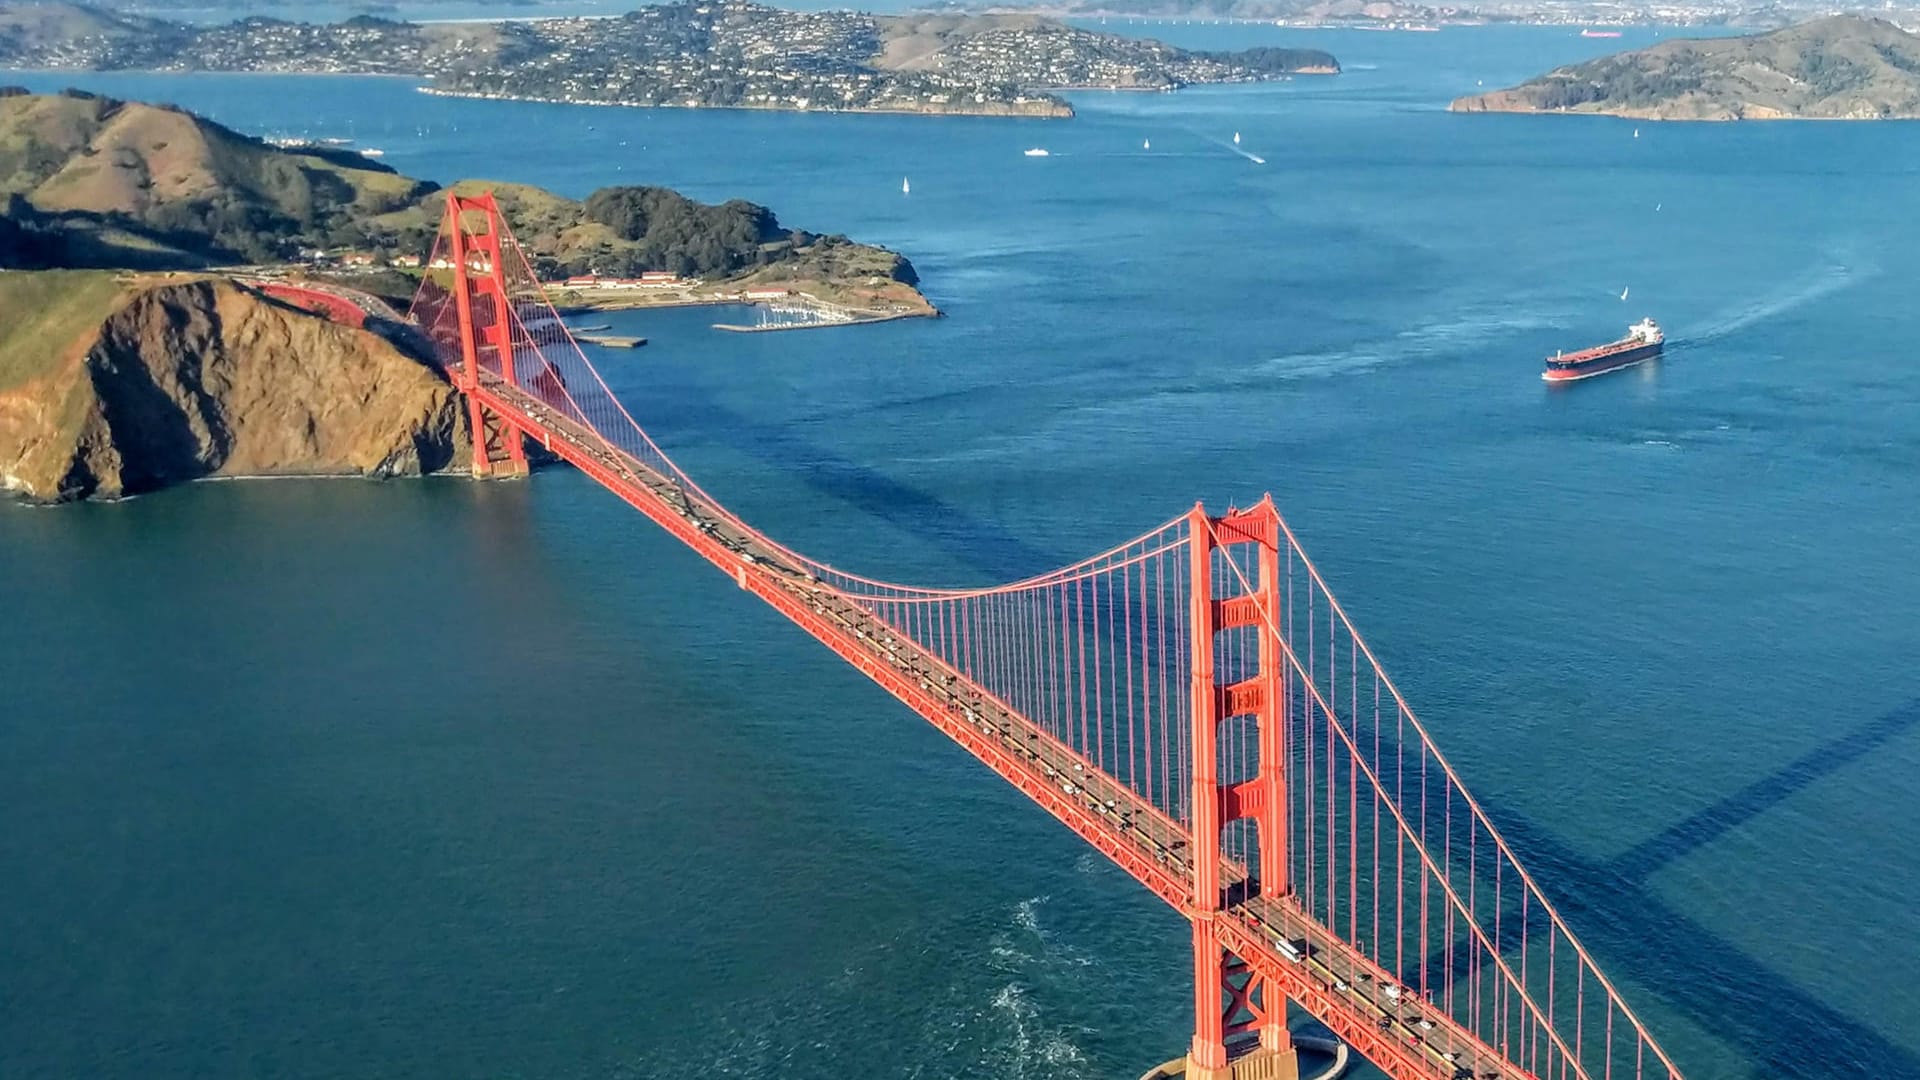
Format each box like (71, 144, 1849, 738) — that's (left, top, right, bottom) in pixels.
(0, 268, 125, 390)
(1451, 16, 1920, 121)
(0, 89, 921, 288)
(0, 87, 434, 266)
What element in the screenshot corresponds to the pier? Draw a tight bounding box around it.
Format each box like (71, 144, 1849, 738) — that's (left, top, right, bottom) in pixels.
(712, 294, 921, 333)
(575, 333, 646, 348)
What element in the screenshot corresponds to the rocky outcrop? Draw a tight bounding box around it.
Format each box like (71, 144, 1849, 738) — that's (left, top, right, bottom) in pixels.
(0, 275, 470, 502)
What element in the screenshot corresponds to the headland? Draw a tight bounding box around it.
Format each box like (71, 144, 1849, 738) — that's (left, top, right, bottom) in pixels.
(1450, 15, 1920, 120)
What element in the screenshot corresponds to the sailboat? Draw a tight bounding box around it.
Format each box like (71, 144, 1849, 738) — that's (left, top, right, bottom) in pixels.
(1142, 138, 1151, 150)
(1620, 286, 1630, 301)
(1233, 131, 1241, 144)
(902, 177, 910, 195)
(1633, 128, 1640, 138)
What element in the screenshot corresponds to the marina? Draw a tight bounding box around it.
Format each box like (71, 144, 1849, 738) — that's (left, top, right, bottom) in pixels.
(712, 294, 919, 333)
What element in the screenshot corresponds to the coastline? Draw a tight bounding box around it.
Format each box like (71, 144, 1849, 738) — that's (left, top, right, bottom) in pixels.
(711, 309, 932, 333)
(416, 85, 1074, 119)
(1447, 98, 1920, 120)
(551, 289, 941, 325)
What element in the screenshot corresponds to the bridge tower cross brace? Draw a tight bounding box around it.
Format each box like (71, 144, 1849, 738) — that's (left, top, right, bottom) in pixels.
(1186, 496, 1295, 1080)
(444, 192, 528, 478)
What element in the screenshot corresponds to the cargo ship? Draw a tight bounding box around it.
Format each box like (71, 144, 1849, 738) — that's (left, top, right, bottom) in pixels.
(1543, 318, 1663, 382)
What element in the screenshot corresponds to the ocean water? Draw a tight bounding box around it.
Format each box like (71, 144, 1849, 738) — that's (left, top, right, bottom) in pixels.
(4, 26, 1920, 1079)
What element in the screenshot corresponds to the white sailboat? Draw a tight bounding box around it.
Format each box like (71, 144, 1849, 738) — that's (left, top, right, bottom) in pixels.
(1633, 128, 1640, 138)
(1142, 138, 1151, 150)
(1620, 286, 1630, 301)
(902, 176, 910, 195)
(1233, 131, 1241, 144)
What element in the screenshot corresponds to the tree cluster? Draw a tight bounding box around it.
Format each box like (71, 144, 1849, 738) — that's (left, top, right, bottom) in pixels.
(575, 185, 807, 279)
(1203, 46, 1339, 73)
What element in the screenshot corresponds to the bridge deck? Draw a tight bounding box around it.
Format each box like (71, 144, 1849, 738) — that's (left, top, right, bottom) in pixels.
(476, 372, 1533, 1080)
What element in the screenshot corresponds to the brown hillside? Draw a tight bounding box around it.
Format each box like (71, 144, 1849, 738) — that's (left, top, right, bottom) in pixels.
(0, 272, 469, 501)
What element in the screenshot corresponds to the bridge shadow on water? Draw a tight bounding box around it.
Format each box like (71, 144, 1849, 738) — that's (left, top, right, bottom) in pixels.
(631, 387, 1920, 1078)
(1425, 697, 1920, 1078)
(1607, 698, 1920, 885)
(636, 392, 1070, 582)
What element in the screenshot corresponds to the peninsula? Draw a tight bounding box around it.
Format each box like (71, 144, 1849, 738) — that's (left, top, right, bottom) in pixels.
(0, 89, 931, 502)
(1450, 15, 1920, 120)
(0, 1, 1340, 119)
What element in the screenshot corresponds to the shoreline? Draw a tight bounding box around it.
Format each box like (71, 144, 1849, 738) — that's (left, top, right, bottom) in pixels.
(2, 468, 482, 508)
(712, 309, 930, 333)
(416, 85, 1073, 119)
(552, 292, 940, 326)
(1448, 99, 1920, 120)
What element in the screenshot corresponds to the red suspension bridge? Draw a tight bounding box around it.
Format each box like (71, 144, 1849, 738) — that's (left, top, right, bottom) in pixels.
(407, 192, 1687, 1080)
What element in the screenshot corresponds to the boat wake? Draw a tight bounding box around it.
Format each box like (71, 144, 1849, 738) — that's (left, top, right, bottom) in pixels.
(1190, 128, 1267, 165)
(1681, 253, 1877, 347)
(1260, 309, 1563, 380)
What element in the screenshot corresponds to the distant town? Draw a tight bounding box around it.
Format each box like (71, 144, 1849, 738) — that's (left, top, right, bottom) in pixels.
(948, 0, 1920, 32)
(0, 0, 1340, 119)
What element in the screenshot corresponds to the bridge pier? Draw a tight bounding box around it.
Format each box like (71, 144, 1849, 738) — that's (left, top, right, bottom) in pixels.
(1141, 1042, 1308, 1080)
(1188, 1045, 1299, 1080)
(1144, 1031, 1357, 1080)
(466, 394, 528, 478)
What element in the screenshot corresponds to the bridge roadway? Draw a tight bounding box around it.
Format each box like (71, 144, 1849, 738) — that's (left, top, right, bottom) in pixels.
(473, 370, 1538, 1080)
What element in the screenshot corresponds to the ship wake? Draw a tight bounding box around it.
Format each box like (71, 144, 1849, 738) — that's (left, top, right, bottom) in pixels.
(1683, 253, 1877, 347)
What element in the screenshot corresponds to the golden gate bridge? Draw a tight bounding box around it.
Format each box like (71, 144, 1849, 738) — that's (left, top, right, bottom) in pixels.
(407, 192, 1687, 1080)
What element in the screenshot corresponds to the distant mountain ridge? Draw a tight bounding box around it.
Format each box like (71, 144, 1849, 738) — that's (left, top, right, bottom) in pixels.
(1451, 16, 1920, 120)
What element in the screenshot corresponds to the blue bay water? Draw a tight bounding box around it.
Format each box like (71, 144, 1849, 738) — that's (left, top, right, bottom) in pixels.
(4, 26, 1919, 1079)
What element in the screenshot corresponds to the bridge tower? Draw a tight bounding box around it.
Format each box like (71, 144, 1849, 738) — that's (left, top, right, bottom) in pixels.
(440, 192, 528, 478)
(1186, 497, 1296, 1080)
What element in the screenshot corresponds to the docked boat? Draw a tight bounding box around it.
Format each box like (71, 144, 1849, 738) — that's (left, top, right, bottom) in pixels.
(1543, 318, 1663, 382)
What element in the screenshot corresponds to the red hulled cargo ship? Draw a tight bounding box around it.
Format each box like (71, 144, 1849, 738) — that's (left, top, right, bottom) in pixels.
(1543, 318, 1663, 382)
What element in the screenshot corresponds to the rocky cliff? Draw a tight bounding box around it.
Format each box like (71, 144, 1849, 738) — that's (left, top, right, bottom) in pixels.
(0, 273, 469, 502)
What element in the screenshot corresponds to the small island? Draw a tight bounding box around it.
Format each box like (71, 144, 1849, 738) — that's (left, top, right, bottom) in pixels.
(0, 0, 1339, 120)
(0, 88, 933, 502)
(1451, 15, 1920, 121)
